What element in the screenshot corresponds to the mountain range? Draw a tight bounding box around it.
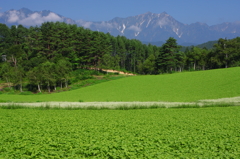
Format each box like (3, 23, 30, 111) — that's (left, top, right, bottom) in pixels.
(1, 8, 240, 45)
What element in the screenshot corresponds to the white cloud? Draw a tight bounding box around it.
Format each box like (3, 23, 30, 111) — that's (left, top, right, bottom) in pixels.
(19, 13, 44, 26)
(19, 12, 26, 19)
(128, 25, 141, 32)
(43, 12, 62, 22)
(6, 11, 63, 26)
(77, 20, 115, 29)
(0, 12, 3, 17)
(20, 12, 62, 26)
(76, 19, 93, 28)
(7, 10, 19, 23)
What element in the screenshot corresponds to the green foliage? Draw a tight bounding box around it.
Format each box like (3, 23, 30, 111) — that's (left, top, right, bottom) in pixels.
(1, 22, 240, 94)
(156, 37, 181, 73)
(71, 69, 100, 83)
(139, 54, 156, 74)
(0, 107, 239, 158)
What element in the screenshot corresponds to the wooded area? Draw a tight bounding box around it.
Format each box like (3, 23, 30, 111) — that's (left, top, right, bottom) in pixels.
(0, 22, 240, 92)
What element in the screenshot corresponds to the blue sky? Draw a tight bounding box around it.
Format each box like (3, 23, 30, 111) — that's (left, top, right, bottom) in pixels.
(1, 0, 240, 26)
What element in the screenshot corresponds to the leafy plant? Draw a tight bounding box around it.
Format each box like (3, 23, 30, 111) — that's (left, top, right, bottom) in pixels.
(0, 106, 239, 158)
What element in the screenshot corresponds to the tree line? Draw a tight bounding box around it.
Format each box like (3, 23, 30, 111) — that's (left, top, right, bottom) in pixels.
(0, 22, 240, 92)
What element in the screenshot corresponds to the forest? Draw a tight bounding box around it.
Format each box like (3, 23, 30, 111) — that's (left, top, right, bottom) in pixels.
(0, 21, 240, 93)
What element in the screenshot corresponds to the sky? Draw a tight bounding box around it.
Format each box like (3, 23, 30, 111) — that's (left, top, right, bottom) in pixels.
(1, 0, 240, 26)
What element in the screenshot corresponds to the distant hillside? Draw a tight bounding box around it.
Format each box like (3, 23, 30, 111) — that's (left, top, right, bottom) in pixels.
(179, 40, 218, 51)
(143, 39, 217, 52)
(196, 40, 218, 49)
(143, 41, 197, 47)
(143, 40, 217, 52)
(142, 41, 165, 46)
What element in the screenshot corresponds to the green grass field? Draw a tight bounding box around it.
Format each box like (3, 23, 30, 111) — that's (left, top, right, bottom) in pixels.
(0, 106, 239, 158)
(1, 68, 239, 158)
(1, 67, 240, 102)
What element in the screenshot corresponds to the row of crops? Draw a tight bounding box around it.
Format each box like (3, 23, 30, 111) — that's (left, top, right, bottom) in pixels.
(0, 106, 240, 158)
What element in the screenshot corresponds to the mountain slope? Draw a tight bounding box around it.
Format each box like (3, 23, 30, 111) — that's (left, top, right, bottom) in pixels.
(79, 11, 240, 44)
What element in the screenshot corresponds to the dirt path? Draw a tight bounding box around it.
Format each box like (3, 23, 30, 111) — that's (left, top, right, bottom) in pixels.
(0, 82, 12, 90)
(88, 68, 136, 76)
(101, 69, 136, 76)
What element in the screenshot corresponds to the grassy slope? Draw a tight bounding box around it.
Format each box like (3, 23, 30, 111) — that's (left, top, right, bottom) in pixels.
(1, 67, 240, 102)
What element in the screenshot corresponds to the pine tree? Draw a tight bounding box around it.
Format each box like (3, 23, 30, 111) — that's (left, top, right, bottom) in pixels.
(156, 37, 180, 73)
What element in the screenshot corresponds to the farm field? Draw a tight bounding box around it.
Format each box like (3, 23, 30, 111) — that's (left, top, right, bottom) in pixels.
(1, 67, 240, 102)
(0, 106, 239, 158)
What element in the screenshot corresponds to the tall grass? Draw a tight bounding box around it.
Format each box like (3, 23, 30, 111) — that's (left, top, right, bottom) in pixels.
(0, 102, 235, 110)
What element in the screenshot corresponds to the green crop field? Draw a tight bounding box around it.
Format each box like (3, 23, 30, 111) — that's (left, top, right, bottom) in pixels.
(1, 67, 240, 102)
(0, 106, 239, 158)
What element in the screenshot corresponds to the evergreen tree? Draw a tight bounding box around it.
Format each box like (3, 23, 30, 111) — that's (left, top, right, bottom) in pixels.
(0, 24, 11, 54)
(156, 37, 180, 73)
(142, 54, 156, 74)
(27, 66, 43, 93)
(0, 62, 13, 89)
